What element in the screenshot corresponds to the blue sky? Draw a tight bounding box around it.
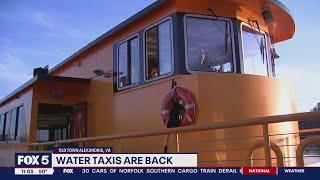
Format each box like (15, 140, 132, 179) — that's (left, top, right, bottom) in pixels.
(0, 0, 319, 112)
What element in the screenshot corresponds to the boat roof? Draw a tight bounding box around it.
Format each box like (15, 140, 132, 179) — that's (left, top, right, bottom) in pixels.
(0, 0, 294, 107)
(48, 0, 294, 74)
(0, 75, 90, 106)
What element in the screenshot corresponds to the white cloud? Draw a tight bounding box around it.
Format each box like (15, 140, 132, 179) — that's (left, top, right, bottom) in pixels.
(32, 12, 97, 41)
(33, 12, 54, 29)
(2, 9, 98, 43)
(0, 53, 32, 85)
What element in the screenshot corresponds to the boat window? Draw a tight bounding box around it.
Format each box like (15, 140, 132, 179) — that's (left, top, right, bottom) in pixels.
(16, 106, 27, 141)
(36, 103, 73, 143)
(0, 114, 4, 141)
(9, 108, 17, 140)
(185, 16, 234, 72)
(242, 25, 268, 76)
(117, 36, 139, 89)
(145, 19, 173, 80)
(2, 106, 26, 141)
(37, 130, 49, 142)
(4, 112, 11, 140)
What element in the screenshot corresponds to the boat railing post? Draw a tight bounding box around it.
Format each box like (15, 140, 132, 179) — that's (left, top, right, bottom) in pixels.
(176, 133, 180, 153)
(164, 134, 169, 153)
(262, 123, 272, 166)
(38, 142, 42, 152)
(79, 140, 84, 147)
(54, 141, 59, 149)
(116, 138, 121, 153)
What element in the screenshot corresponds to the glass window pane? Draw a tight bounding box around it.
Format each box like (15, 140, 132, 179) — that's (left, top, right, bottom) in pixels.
(9, 109, 17, 140)
(37, 130, 49, 142)
(186, 17, 233, 72)
(118, 42, 128, 88)
(146, 27, 159, 79)
(242, 26, 268, 76)
(158, 21, 172, 75)
(16, 106, 27, 141)
(117, 37, 139, 89)
(145, 20, 173, 80)
(55, 129, 61, 141)
(0, 115, 4, 141)
(5, 112, 10, 140)
(62, 128, 67, 139)
(129, 37, 139, 84)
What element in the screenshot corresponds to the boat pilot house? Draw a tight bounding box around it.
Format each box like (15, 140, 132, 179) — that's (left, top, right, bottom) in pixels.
(0, 0, 303, 167)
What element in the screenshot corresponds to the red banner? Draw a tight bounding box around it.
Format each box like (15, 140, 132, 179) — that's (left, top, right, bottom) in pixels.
(242, 167, 278, 175)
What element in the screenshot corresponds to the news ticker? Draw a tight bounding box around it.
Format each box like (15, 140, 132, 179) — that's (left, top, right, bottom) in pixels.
(12, 147, 310, 176)
(12, 167, 308, 176)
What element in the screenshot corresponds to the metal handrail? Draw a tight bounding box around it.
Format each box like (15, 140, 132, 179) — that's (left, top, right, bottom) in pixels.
(29, 111, 320, 146)
(28, 111, 320, 167)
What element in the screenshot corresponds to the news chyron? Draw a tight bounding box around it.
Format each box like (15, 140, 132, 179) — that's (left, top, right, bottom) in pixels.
(14, 147, 197, 175)
(15, 153, 54, 175)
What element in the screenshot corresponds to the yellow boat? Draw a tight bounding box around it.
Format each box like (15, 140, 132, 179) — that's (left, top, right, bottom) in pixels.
(1, 0, 319, 167)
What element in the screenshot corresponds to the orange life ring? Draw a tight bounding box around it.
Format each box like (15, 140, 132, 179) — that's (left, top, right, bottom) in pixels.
(161, 87, 196, 127)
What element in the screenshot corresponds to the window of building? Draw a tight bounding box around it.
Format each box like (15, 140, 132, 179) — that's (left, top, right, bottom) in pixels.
(185, 16, 234, 72)
(5, 112, 10, 140)
(53, 128, 68, 141)
(37, 103, 73, 143)
(0, 114, 5, 141)
(145, 19, 173, 80)
(2, 106, 26, 142)
(16, 106, 27, 141)
(117, 36, 140, 89)
(37, 130, 49, 142)
(242, 25, 268, 76)
(9, 108, 17, 140)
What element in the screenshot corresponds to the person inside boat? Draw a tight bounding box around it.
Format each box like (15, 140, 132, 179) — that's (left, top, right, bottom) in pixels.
(198, 49, 212, 71)
(150, 67, 158, 78)
(200, 49, 206, 65)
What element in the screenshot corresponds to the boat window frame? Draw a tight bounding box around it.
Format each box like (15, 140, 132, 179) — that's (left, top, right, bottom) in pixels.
(116, 33, 140, 91)
(240, 22, 271, 77)
(267, 36, 275, 77)
(183, 14, 236, 74)
(143, 17, 174, 82)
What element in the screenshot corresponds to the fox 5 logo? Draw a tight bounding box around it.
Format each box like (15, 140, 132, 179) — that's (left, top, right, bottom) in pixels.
(15, 153, 52, 168)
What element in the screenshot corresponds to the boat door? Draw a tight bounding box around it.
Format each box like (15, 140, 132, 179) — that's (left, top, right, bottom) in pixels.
(72, 102, 87, 139)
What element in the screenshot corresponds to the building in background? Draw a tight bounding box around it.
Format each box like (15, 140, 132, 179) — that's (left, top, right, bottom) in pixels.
(311, 102, 320, 112)
(299, 102, 320, 138)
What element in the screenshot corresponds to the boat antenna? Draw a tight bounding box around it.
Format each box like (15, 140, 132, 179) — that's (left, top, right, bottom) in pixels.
(207, 8, 217, 19)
